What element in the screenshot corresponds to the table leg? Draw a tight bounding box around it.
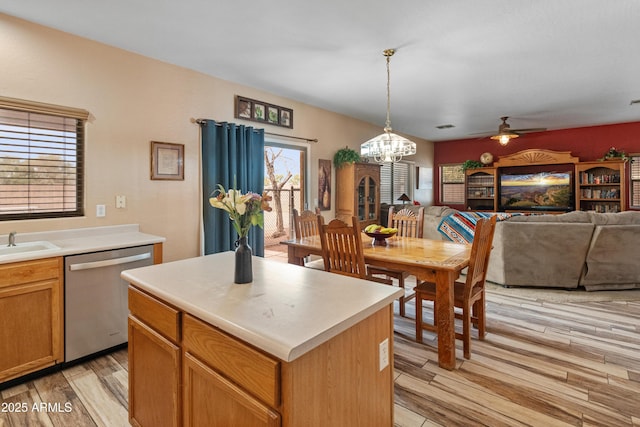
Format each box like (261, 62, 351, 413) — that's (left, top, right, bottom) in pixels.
(435, 269, 456, 370)
(287, 247, 305, 266)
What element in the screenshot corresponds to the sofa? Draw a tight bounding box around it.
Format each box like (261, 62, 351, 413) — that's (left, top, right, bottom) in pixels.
(420, 208, 640, 291)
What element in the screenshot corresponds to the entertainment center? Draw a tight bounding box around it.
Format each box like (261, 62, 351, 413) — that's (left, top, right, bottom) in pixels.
(464, 149, 627, 213)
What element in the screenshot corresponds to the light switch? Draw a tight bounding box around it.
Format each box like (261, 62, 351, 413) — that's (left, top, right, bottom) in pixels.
(96, 204, 106, 217)
(116, 195, 126, 208)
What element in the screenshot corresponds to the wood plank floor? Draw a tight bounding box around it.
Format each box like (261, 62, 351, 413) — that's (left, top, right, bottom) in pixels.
(1, 290, 639, 426)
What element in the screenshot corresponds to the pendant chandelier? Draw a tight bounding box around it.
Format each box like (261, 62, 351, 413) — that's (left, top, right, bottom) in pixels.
(360, 49, 416, 163)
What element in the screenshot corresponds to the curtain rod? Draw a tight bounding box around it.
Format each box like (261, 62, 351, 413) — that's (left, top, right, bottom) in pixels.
(193, 118, 318, 143)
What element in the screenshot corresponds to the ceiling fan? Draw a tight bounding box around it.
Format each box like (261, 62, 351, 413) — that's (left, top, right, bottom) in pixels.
(490, 116, 547, 146)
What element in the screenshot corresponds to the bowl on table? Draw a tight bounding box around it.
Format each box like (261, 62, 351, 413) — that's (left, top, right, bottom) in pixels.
(363, 230, 397, 246)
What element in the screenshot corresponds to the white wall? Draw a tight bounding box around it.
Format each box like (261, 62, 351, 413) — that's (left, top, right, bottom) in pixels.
(0, 13, 434, 261)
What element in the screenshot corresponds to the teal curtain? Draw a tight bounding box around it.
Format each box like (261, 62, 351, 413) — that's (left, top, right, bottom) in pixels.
(201, 120, 265, 256)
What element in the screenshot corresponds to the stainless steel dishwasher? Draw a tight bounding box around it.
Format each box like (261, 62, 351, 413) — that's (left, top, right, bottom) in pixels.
(64, 244, 154, 362)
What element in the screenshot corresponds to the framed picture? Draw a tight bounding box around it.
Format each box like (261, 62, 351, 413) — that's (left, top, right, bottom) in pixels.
(416, 166, 433, 189)
(318, 159, 331, 211)
(253, 103, 266, 121)
(151, 141, 184, 180)
(267, 106, 279, 124)
(280, 108, 293, 127)
(234, 95, 293, 128)
(237, 98, 251, 119)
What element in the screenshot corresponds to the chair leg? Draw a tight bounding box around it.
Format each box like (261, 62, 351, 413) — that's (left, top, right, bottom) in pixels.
(462, 306, 472, 360)
(398, 275, 406, 317)
(476, 295, 486, 340)
(415, 293, 423, 343)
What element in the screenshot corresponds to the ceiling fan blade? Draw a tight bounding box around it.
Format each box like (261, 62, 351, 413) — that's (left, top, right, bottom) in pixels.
(512, 127, 547, 134)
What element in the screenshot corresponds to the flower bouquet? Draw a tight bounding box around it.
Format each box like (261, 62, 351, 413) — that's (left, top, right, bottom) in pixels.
(210, 184, 272, 283)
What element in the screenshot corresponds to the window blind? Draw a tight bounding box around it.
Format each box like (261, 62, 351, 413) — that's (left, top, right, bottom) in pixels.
(631, 155, 640, 208)
(380, 161, 412, 204)
(0, 97, 88, 220)
(440, 164, 465, 204)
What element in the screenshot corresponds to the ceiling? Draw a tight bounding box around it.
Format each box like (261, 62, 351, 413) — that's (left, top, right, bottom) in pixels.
(3, 0, 640, 141)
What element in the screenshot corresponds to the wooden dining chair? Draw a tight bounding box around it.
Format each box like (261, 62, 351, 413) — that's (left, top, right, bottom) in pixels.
(292, 208, 320, 239)
(368, 206, 425, 316)
(292, 208, 324, 270)
(317, 215, 389, 284)
(414, 215, 497, 359)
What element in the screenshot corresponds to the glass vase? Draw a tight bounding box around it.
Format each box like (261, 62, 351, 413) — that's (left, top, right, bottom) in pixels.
(234, 236, 253, 284)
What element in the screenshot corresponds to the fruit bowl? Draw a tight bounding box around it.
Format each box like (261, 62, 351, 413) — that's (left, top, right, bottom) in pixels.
(364, 230, 397, 246)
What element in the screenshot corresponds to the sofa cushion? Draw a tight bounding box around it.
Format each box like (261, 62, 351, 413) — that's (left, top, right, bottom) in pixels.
(506, 210, 591, 223)
(424, 205, 457, 217)
(487, 221, 595, 288)
(580, 224, 640, 290)
(588, 211, 640, 225)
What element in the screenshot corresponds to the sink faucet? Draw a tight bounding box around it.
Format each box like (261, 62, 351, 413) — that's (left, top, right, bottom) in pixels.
(8, 231, 16, 247)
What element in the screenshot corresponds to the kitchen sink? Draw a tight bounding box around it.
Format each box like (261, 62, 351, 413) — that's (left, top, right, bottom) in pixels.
(0, 241, 60, 256)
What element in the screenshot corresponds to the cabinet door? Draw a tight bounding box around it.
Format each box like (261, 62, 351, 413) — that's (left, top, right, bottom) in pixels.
(128, 316, 180, 427)
(183, 352, 280, 427)
(0, 258, 62, 383)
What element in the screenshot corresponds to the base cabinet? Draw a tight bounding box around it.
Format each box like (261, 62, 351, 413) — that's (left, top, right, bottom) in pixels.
(128, 287, 181, 427)
(0, 257, 63, 383)
(183, 352, 280, 427)
(128, 285, 394, 427)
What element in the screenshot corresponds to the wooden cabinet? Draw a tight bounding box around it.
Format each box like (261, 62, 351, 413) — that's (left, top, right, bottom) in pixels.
(128, 287, 181, 427)
(183, 314, 281, 427)
(127, 284, 394, 426)
(576, 160, 626, 212)
(336, 162, 381, 226)
(0, 257, 63, 383)
(465, 167, 497, 211)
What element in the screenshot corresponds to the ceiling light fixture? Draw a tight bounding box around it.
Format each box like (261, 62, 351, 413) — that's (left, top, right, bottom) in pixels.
(360, 49, 416, 163)
(490, 116, 519, 146)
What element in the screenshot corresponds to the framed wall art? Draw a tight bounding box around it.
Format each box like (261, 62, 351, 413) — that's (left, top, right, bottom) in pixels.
(235, 95, 293, 128)
(151, 141, 184, 180)
(318, 159, 331, 211)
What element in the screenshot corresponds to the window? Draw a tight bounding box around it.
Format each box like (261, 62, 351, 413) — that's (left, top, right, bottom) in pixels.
(440, 163, 464, 204)
(380, 161, 413, 204)
(631, 155, 640, 209)
(0, 97, 88, 220)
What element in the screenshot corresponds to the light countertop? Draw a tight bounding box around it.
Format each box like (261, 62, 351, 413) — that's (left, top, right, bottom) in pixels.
(0, 224, 165, 264)
(122, 252, 403, 362)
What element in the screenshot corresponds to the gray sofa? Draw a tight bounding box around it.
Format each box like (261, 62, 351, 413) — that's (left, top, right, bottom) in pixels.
(420, 208, 640, 291)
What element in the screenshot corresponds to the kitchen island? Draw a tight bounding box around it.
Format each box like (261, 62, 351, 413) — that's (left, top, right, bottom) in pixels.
(122, 251, 403, 427)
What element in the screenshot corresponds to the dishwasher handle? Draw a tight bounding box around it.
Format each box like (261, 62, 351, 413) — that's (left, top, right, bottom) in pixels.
(68, 252, 152, 271)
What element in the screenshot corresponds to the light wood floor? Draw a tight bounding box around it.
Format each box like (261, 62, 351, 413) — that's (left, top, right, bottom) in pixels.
(1, 290, 639, 427)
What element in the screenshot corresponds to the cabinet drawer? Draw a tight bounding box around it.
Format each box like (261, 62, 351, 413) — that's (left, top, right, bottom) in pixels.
(183, 314, 280, 408)
(129, 286, 180, 343)
(0, 258, 61, 289)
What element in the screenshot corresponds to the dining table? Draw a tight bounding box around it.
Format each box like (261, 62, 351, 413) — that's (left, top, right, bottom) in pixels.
(282, 233, 472, 370)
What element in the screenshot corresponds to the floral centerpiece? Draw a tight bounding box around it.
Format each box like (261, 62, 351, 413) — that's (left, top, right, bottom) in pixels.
(209, 184, 272, 284)
(209, 184, 272, 238)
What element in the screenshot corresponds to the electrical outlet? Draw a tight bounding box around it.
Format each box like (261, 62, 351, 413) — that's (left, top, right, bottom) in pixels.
(379, 338, 389, 371)
(96, 204, 106, 217)
(116, 195, 126, 208)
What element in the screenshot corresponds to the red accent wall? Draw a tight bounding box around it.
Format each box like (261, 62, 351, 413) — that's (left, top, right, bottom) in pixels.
(434, 121, 640, 210)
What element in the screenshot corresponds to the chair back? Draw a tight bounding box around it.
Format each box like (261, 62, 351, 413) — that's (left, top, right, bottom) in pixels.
(463, 215, 498, 301)
(317, 215, 367, 279)
(293, 208, 320, 239)
(388, 206, 425, 238)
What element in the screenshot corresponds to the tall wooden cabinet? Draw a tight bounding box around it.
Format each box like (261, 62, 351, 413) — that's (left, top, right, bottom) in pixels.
(335, 162, 381, 226)
(576, 160, 626, 212)
(0, 257, 64, 383)
(464, 167, 497, 211)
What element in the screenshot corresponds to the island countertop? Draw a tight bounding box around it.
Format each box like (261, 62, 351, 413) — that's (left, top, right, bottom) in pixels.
(122, 251, 403, 362)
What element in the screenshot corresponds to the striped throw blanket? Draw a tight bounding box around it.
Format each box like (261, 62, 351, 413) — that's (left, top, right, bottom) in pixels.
(438, 212, 520, 244)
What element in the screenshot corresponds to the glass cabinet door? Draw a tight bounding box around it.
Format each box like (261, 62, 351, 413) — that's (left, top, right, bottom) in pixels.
(357, 178, 366, 220)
